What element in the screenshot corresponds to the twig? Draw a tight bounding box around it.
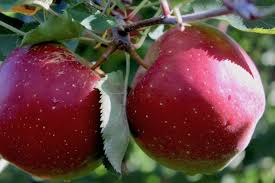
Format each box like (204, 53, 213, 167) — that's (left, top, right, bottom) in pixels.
(0, 20, 26, 36)
(124, 0, 275, 33)
(91, 45, 117, 70)
(223, 0, 275, 19)
(174, 7, 186, 31)
(123, 7, 231, 32)
(129, 48, 149, 69)
(160, 0, 171, 16)
(223, 0, 258, 19)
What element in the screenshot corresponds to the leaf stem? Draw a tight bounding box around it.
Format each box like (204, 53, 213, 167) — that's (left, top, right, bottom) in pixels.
(123, 53, 130, 107)
(84, 30, 112, 45)
(0, 20, 26, 36)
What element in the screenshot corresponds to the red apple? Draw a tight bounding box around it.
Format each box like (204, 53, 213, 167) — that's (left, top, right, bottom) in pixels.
(127, 24, 265, 174)
(0, 43, 102, 180)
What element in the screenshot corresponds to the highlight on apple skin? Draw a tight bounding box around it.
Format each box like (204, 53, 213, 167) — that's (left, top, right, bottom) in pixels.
(127, 24, 266, 174)
(0, 43, 103, 180)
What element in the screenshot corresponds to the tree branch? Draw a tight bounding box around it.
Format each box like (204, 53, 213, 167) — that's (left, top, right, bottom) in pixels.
(124, 0, 275, 33)
(123, 7, 231, 32)
(223, 0, 275, 19)
(129, 48, 149, 69)
(91, 45, 117, 70)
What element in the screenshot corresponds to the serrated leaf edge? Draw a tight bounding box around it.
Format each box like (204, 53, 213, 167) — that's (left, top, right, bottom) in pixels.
(96, 71, 130, 174)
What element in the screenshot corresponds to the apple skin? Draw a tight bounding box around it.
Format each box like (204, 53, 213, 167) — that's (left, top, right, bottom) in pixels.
(127, 24, 265, 174)
(0, 43, 103, 180)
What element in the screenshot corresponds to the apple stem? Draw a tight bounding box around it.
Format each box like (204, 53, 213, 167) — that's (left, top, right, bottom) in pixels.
(128, 48, 149, 69)
(0, 20, 26, 36)
(91, 45, 117, 70)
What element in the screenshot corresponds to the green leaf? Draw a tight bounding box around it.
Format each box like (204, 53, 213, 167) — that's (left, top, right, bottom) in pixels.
(0, 13, 22, 60)
(192, 0, 275, 34)
(0, 13, 24, 33)
(0, 34, 19, 60)
(114, 0, 126, 11)
(97, 71, 130, 174)
(21, 12, 83, 45)
(67, 3, 97, 22)
(102, 156, 120, 176)
(81, 11, 116, 33)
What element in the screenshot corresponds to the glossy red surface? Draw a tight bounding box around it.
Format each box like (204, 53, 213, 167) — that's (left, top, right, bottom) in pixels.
(0, 43, 102, 179)
(127, 25, 265, 174)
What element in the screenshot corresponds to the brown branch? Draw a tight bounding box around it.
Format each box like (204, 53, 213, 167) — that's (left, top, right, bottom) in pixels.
(91, 45, 117, 70)
(124, 1, 275, 33)
(129, 48, 149, 69)
(123, 7, 231, 32)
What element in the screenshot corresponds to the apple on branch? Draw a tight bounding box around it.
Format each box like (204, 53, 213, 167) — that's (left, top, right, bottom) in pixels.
(0, 43, 103, 180)
(127, 24, 266, 174)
